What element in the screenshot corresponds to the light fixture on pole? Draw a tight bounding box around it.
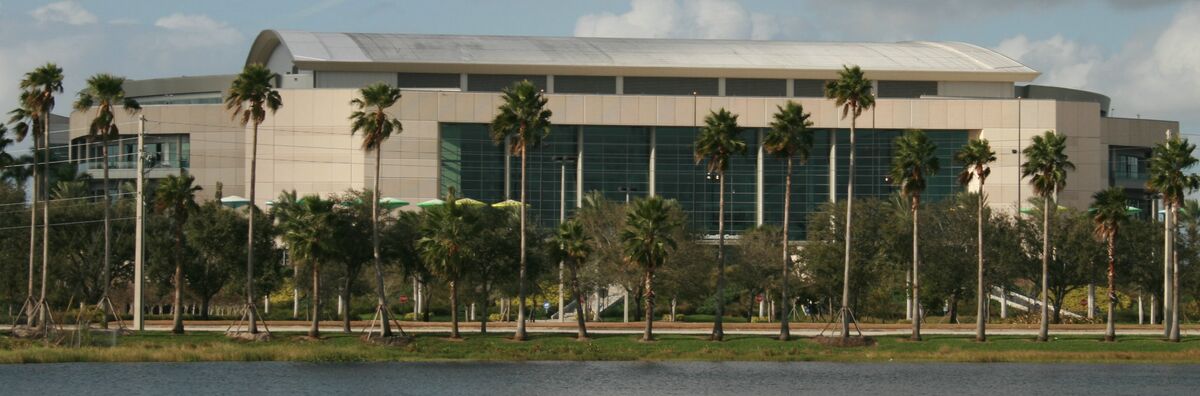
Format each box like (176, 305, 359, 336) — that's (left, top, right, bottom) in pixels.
(618, 186, 638, 203)
(552, 155, 576, 322)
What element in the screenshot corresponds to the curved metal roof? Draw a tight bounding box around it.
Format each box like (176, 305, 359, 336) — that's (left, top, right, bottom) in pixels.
(247, 30, 1038, 80)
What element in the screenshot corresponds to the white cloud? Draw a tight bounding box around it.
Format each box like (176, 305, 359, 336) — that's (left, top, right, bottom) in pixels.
(994, 2, 1200, 126)
(574, 0, 775, 40)
(153, 13, 241, 48)
(29, 1, 97, 26)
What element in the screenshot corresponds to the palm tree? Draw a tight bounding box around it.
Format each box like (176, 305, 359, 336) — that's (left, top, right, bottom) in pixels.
(620, 196, 682, 341)
(277, 194, 335, 338)
(762, 101, 813, 341)
(824, 65, 875, 339)
(1021, 130, 1074, 342)
(956, 138, 996, 342)
(418, 191, 476, 339)
(554, 219, 593, 340)
(19, 63, 63, 329)
(1091, 187, 1128, 342)
(154, 172, 202, 334)
(349, 82, 403, 337)
(889, 130, 939, 341)
(0, 125, 13, 167)
(694, 108, 746, 342)
(489, 80, 551, 341)
(7, 95, 42, 325)
(74, 73, 141, 328)
(225, 64, 282, 334)
(1146, 136, 1199, 342)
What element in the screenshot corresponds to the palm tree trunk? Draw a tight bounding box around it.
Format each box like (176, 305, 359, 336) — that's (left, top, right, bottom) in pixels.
(570, 262, 588, 340)
(712, 171, 726, 341)
(1038, 196, 1051, 342)
(100, 132, 112, 329)
(172, 228, 185, 334)
(780, 157, 792, 341)
(25, 134, 37, 327)
(911, 197, 922, 341)
(1170, 206, 1181, 342)
(976, 185, 986, 342)
(341, 277, 352, 333)
(841, 114, 857, 339)
(515, 149, 528, 341)
(1105, 235, 1116, 342)
(310, 263, 320, 338)
(450, 280, 460, 339)
(201, 296, 211, 320)
(247, 121, 259, 334)
(38, 113, 50, 328)
(1164, 202, 1171, 337)
(371, 147, 393, 337)
(643, 265, 656, 342)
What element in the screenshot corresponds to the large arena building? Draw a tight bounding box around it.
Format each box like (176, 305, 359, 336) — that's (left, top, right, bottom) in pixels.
(68, 30, 1178, 238)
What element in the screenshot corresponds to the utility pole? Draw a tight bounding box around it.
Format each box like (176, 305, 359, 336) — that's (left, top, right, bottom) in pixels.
(134, 115, 146, 331)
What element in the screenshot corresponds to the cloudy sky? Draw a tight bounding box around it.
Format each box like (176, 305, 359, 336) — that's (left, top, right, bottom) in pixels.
(1, 0, 1197, 147)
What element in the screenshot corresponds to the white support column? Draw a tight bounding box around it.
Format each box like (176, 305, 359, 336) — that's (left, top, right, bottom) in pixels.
(785, 79, 795, 97)
(133, 115, 146, 331)
(1087, 283, 1096, 319)
(460, 73, 469, 91)
(756, 128, 764, 226)
(504, 138, 512, 199)
(828, 132, 837, 203)
(718, 78, 726, 96)
(576, 126, 584, 207)
(615, 76, 624, 95)
(546, 75, 555, 94)
(649, 127, 657, 196)
(1000, 287, 1008, 319)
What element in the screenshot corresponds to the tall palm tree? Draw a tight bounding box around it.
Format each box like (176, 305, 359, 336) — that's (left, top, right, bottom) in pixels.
(824, 65, 875, 339)
(889, 130, 939, 341)
(19, 63, 63, 329)
(277, 195, 335, 338)
(1146, 136, 1199, 342)
(225, 64, 282, 334)
(1021, 130, 1074, 342)
(74, 73, 141, 328)
(554, 219, 593, 340)
(0, 125, 13, 167)
(154, 172, 202, 334)
(694, 108, 746, 342)
(489, 80, 551, 341)
(7, 94, 42, 325)
(762, 101, 813, 341)
(1091, 187, 1128, 342)
(620, 196, 682, 342)
(956, 138, 996, 342)
(418, 191, 475, 339)
(349, 82, 403, 337)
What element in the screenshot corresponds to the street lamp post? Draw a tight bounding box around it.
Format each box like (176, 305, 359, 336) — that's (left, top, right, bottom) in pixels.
(616, 185, 638, 323)
(553, 155, 576, 322)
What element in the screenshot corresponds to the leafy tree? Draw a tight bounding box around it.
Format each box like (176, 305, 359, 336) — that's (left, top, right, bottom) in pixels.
(956, 138, 996, 341)
(1091, 187, 1129, 341)
(1146, 136, 1199, 341)
(621, 196, 683, 341)
(489, 80, 551, 341)
(693, 108, 747, 341)
(466, 205, 520, 333)
(763, 101, 813, 340)
(1016, 203, 1099, 324)
(1021, 130, 1074, 341)
(824, 65, 875, 338)
(797, 199, 895, 321)
(74, 73, 141, 326)
(225, 63, 282, 334)
(890, 130, 939, 340)
(154, 172, 202, 334)
(184, 201, 242, 319)
(553, 219, 593, 339)
(575, 191, 627, 321)
(730, 226, 783, 321)
(349, 83, 403, 336)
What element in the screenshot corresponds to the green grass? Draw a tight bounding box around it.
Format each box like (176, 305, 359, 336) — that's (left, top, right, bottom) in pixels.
(5, 331, 1200, 364)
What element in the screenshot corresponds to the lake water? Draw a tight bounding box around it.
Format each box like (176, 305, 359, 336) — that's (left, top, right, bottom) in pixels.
(1, 361, 1197, 395)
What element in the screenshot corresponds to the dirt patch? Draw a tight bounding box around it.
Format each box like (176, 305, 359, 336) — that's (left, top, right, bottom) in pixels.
(362, 335, 415, 346)
(813, 335, 875, 347)
(226, 332, 272, 342)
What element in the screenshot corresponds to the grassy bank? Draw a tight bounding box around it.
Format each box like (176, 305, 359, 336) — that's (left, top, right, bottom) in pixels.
(3, 332, 1200, 364)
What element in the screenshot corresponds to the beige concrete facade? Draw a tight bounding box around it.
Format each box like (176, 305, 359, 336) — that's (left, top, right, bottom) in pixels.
(67, 89, 1174, 213)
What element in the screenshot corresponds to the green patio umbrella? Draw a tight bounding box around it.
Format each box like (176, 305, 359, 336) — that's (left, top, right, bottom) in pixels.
(417, 199, 445, 208)
(456, 197, 486, 207)
(380, 197, 409, 210)
(220, 195, 250, 209)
